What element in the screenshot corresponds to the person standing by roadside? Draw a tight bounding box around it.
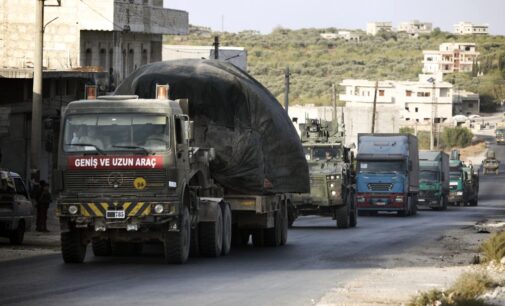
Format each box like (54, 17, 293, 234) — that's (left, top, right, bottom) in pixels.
(36, 180, 52, 232)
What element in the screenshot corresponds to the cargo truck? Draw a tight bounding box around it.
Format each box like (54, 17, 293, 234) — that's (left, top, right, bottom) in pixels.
(496, 122, 505, 145)
(55, 60, 309, 264)
(290, 119, 356, 228)
(355, 134, 419, 216)
(448, 150, 479, 206)
(418, 151, 449, 210)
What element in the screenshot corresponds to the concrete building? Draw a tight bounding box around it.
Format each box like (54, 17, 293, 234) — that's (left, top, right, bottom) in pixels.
(163, 45, 248, 71)
(339, 75, 454, 145)
(0, 0, 188, 84)
(0, 0, 188, 181)
(422, 43, 479, 74)
(366, 22, 393, 36)
(337, 31, 360, 41)
(398, 20, 433, 37)
(453, 90, 480, 115)
(320, 33, 339, 40)
(453, 22, 489, 35)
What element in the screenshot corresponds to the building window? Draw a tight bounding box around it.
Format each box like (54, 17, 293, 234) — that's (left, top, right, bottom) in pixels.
(417, 92, 430, 97)
(468, 103, 474, 108)
(405, 118, 410, 121)
(415, 107, 418, 112)
(99, 49, 106, 69)
(405, 107, 410, 111)
(109, 49, 114, 70)
(85, 49, 92, 66)
(406, 90, 412, 97)
(378, 90, 385, 96)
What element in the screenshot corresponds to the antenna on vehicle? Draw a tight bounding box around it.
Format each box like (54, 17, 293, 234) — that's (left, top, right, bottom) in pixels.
(156, 84, 169, 100)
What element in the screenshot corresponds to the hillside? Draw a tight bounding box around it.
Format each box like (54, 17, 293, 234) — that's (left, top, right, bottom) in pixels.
(164, 28, 505, 110)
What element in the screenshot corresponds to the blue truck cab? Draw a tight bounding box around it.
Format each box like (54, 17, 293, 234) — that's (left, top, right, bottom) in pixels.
(355, 134, 419, 216)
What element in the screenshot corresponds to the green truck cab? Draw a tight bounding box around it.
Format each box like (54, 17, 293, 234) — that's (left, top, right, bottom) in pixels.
(290, 119, 356, 228)
(418, 151, 449, 210)
(448, 150, 479, 206)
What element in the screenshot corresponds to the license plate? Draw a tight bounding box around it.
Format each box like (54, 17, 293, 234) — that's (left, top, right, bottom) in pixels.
(106, 210, 125, 219)
(418, 199, 425, 202)
(375, 201, 386, 206)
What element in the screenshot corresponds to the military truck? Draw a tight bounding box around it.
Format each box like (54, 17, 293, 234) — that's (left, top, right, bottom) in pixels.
(448, 150, 479, 206)
(290, 119, 356, 228)
(483, 150, 500, 175)
(418, 151, 449, 211)
(355, 134, 419, 216)
(496, 122, 505, 145)
(55, 87, 303, 264)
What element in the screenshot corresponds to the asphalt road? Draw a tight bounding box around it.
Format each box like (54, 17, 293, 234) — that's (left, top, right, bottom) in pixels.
(0, 143, 504, 306)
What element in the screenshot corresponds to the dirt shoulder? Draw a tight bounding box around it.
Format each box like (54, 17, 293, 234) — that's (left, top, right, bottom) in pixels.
(316, 224, 491, 306)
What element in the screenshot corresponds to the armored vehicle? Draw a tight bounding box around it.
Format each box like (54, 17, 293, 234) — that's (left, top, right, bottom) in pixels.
(483, 150, 500, 175)
(290, 119, 356, 228)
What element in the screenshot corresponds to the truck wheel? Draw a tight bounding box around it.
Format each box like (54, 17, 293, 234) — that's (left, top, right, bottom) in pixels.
(348, 193, 357, 227)
(411, 196, 418, 216)
(335, 205, 350, 228)
(163, 206, 191, 263)
(287, 203, 296, 228)
(61, 228, 87, 263)
(220, 202, 232, 256)
(280, 201, 288, 245)
(92, 238, 112, 256)
(252, 229, 265, 247)
(9, 220, 25, 245)
(265, 211, 282, 247)
(199, 206, 223, 257)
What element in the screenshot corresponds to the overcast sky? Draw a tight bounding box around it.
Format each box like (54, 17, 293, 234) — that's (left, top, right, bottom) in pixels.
(164, 0, 504, 35)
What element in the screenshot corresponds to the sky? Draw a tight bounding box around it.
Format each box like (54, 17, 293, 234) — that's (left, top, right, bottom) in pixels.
(164, 0, 505, 35)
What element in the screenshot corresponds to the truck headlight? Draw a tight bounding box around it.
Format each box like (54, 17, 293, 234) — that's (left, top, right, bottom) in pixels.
(357, 196, 365, 203)
(154, 204, 164, 214)
(330, 183, 335, 188)
(68, 205, 79, 215)
(395, 196, 404, 202)
(331, 191, 337, 196)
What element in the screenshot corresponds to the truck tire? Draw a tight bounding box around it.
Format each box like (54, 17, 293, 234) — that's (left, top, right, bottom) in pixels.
(61, 228, 87, 263)
(280, 201, 288, 245)
(349, 193, 357, 228)
(252, 229, 265, 247)
(335, 204, 350, 228)
(220, 202, 232, 256)
(92, 238, 112, 256)
(9, 220, 25, 245)
(411, 196, 418, 216)
(199, 206, 223, 257)
(264, 211, 282, 247)
(163, 206, 191, 264)
(287, 203, 296, 228)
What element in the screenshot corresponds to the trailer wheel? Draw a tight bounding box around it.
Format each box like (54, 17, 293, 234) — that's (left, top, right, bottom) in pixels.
(335, 204, 350, 228)
(9, 220, 25, 245)
(280, 201, 288, 245)
(265, 211, 282, 247)
(61, 228, 87, 263)
(163, 206, 190, 264)
(92, 238, 112, 256)
(199, 206, 223, 257)
(220, 202, 232, 256)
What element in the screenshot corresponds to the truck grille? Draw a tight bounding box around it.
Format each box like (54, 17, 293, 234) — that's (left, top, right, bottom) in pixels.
(64, 170, 167, 192)
(310, 177, 326, 197)
(419, 190, 436, 198)
(367, 183, 393, 191)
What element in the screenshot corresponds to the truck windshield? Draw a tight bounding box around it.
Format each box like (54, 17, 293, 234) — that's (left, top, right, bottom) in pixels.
(357, 161, 405, 173)
(450, 172, 461, 179)
(497, 129, 505, 136)
(305, 146, 341, 161)
(63, 114, 169, 152)
(420, 170, 439, 182)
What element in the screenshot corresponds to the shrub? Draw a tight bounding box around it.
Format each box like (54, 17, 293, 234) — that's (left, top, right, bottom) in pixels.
(480, 231, 505, 263)
(440, 127, 473, 148)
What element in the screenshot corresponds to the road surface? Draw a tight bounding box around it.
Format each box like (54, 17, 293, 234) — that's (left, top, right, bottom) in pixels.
(0, 142, 503, 306)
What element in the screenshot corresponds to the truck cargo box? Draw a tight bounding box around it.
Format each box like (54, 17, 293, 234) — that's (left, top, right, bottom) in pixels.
(115, 59, 309, 195)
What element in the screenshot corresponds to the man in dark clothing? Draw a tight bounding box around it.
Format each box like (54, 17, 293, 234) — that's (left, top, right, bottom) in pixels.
(36, 180, 52, 232)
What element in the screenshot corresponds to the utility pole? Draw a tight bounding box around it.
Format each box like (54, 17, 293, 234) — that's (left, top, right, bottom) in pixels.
(213, 36, 219, 59)
(284, 66, 291, 113)
(31, 0, 44, 173)
(428, 78, 436, 150)
(331, 83, 337, 121)
(371, 81, 378, 134)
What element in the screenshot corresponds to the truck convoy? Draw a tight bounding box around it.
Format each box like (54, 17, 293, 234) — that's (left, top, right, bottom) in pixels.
(290, 119, 356, 228)
(418, 151, 449, 210)
(496, 122, 505, 145)
(448, 150, 479, 206)
(55, 60, 309, 264)
(355, 134, 419, 216)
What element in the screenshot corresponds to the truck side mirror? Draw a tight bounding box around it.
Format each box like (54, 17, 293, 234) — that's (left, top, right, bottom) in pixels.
(183, 120, 194, 141)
